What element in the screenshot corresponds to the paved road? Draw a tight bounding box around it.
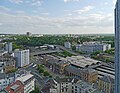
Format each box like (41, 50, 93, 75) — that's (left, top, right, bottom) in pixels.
(55, 45, 78, 55)
(31, 49, 62, 56)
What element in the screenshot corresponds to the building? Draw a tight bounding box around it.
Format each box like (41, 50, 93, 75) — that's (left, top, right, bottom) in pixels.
(115, 0, 120, 93)
(43, 55, 70, 74)
(41, 78, 101, 93)
(4, 80, 24, 93)
(41, 78, 79, 93)
(0, 51, 8, 56)
(64, 42, 71, 49)
(0, 73, 15, 91)
(64, 56, 100, 68)
(82, 69, 98, 83)
(0, 70, 31, 91)
(5, 42, 12, 53)
(16, 73, 35, 93)
(75, 80, 101, 93)
(76, 43, 111, 54)
(0, 55, 16, 73)
(14, 49, 29, 67)
(98, 75, 114, 93)
(26, 32, 32, 36)
(65, 65, 98, 83)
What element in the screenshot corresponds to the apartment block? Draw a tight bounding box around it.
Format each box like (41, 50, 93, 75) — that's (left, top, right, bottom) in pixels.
(14, 49, 29, 67)
(16, 73, 35, 93)
(76, 43, 111, 54)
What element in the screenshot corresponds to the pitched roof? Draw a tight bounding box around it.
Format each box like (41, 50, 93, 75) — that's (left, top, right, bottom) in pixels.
(99, 75, 114, 84)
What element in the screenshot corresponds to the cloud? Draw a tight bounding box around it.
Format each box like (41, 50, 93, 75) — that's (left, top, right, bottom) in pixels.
(73, 6, 94, 14)
(64, 0, 80, 3)
(0, 3, 113, 34)
(30, 0, 43, 7)
(41, 13, 49, 16)
(9, 0, 43, 7)
(0, 23, 3, 26)
(9, 0, 23, 4)
(113, 0, 117, 5)
(0, 6, 11, 13)
(0, 10, 113, 34)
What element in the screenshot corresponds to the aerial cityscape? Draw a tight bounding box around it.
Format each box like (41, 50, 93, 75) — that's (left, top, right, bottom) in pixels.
(0, 0, 118, 93)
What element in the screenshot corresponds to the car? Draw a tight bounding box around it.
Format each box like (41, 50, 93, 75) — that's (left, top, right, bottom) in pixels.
(33, 64, 37, 68)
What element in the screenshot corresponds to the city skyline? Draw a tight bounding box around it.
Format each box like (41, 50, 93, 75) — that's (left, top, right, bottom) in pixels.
(0, 0, 116, 34)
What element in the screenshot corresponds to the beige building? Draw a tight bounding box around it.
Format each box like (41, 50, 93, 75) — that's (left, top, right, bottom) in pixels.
(98, 75, 114, 93)
(82, 69, 98, 83)
(44, 55, 70, 74)
(65, 65, 98, 83)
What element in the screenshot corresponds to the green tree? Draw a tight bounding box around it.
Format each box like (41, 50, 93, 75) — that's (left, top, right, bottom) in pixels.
(44, 71, 50, 76)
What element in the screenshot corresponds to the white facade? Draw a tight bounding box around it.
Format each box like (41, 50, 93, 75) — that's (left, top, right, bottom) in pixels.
(76, 43, 111, 54)
(17, 73, 35, 93)
(64, 42, 71, 49)
(5, 42, 12, 53)
(14, 49, 29, 67)
(43, 79, 99, 93)
(0, 73, 15, 91)
(0, 62, 5, 73)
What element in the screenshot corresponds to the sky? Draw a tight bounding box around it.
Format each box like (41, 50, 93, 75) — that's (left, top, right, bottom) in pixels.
(0, 0, 117, 34)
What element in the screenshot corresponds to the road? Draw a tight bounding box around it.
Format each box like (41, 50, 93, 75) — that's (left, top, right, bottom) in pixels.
(55, 45, 78, 55)
(31, 49, 62, 56)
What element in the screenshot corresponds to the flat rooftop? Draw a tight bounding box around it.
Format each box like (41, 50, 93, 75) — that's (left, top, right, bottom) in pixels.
(16, 73, 33, 83)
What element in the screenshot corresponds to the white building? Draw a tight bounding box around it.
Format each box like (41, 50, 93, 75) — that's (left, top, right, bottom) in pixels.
(76, 43, 111, 54)
(0, 70, 33, 92)
(41, 78, 101, 93)
(14, 49, 29, 67)
(75, 80, 100, 93)
(0, 62, 4, 73)
(5, 42, 12, 53)
(0, 73, 15, 91)
(64, 42, 71, 49)
(16, 73, 35, 93)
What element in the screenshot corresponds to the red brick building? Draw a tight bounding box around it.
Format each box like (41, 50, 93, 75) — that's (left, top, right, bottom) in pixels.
(5, 80, 24, 93)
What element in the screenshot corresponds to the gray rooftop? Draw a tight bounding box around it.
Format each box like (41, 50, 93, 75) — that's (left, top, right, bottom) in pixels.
(10, 84, 20, 90)
(99, 75, 114, 84)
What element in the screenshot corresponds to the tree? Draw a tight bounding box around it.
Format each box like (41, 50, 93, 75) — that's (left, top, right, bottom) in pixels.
(72, 46, 76, 50)
(39, 68, 44, 73)
(44, 71, 50, 76)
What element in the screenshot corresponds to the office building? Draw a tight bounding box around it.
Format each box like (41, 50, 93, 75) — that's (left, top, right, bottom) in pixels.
(115, 0, 120, 93)
(64, 42, 71, 49)
(5, 42, 12, 53)
(16, 73, 35, 93)
(76, 43, 111, 54)
(14, 49, 29, 67)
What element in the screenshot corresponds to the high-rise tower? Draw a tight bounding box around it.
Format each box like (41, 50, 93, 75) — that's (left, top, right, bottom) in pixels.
(115, 0, 120, 93)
